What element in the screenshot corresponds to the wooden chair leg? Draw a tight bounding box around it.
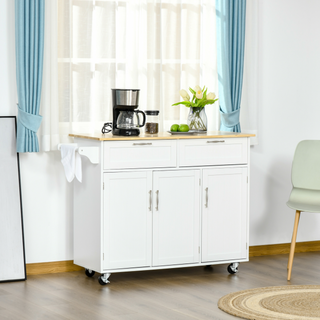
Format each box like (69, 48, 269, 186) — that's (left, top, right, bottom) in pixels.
(287, 210, 300, 270)
(287, 231, 294, 270)
(287, 210, 301, 281)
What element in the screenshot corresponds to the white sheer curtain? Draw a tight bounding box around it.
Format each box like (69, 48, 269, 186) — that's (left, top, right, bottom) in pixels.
(57, 0, 220, 136)
(39, 0, 60, 151)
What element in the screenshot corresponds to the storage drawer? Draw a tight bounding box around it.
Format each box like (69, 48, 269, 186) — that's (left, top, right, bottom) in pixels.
(103, 140, 177, 170)
(179, 138, 248, 167)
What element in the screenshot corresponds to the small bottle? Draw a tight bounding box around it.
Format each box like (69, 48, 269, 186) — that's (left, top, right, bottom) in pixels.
(145, 110, 160, 134)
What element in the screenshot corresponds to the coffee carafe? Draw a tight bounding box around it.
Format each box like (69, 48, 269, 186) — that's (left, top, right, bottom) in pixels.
(112, 89, 146, 136)
(116, 110, 146, 130)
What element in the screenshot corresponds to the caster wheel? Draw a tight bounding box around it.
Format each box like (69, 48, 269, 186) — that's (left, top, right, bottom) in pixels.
(204, 265, 213, 272)
(98, 274, 110, 285)
(227, 263, 239, 274)
(85, 269, 95, 277)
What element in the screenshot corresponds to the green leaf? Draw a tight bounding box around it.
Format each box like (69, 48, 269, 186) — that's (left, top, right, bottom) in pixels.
(195, 92, 207, 107)
(189, 87, 196, 95)
(172, 101, 192, 107)
(203, 88, 208, 100)
(195, 99, 202, 107)
(202, 99, 219, 106)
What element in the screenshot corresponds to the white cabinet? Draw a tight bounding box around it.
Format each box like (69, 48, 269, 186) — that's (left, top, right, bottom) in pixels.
(103, 171, 152, 270)
(73, 135, 251, 285)
(152, 170, 200, 266)
(201, 167, 248, 263)
(103, 170, 200, 269)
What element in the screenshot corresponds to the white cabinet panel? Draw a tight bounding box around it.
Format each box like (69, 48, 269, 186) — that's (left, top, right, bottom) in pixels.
(201, 167, 248, 262)
(179, 138, 247, 167)
(103, 140, 177, 170)
(103, 171, 152, 269)
(152, 170, 200, 266)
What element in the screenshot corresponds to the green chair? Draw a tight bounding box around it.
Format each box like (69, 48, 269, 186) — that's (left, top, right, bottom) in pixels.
(287, 140, 320, 281)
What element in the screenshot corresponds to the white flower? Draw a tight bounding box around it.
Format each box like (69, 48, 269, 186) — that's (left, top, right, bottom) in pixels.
(207, 92, 216, 100)
(196, 89, 203, 99)
(179, 89, 190, 101)
(194, 85, 202, 92)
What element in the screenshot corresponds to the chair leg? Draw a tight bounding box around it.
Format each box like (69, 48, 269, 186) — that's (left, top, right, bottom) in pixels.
(287, 231, 294, 270)
(287, 210, 301, 281)
(287, 211, 300, 270)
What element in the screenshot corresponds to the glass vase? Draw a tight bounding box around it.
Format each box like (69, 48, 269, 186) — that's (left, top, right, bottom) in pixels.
(187, 107, 207, 132)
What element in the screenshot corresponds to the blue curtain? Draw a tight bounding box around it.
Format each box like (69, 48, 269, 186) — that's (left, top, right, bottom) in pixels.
(15, 0, 45, 152)
(216, 0, 246, 132)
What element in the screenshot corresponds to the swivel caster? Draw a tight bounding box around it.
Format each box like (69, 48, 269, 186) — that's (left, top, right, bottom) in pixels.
(85, 269, 95, 277)
(98, 273, 111, 285)
(227, 262, 239, 274)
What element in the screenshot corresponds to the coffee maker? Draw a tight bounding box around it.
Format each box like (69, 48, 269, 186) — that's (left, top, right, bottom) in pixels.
(111, 89, 146, 136)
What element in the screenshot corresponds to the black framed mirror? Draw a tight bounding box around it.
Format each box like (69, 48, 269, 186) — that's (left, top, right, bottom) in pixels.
(0, 116, 26, 282)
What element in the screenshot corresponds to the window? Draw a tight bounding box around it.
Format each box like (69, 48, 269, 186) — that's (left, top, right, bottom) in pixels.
(58, 0, 219, 134)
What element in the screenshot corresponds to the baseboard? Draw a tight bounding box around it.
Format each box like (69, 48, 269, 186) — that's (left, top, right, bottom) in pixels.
(249, 240, 320, 257)
(26, 260, 84, 276)
(25, 241, 320, 276)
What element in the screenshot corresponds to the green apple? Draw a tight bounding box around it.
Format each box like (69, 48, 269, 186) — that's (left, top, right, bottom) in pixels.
(178, 124, 189, 132)
(170, 124, 179, 132)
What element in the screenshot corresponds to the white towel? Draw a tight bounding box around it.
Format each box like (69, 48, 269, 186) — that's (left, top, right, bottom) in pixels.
(60, 144, 82, 182)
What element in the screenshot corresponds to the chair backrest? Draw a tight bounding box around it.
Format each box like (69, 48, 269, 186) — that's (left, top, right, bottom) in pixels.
(292, 140, 320, 190)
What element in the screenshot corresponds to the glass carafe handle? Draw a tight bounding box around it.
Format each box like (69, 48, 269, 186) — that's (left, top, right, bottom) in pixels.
(135, 110, 146, 128)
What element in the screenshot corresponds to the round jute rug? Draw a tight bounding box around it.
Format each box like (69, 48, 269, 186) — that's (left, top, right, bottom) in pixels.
(218, 285, 320, 320)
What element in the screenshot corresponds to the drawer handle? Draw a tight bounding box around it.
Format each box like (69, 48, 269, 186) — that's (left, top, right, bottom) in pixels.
(207, 140, 225, 143)
(148, 190, 152, 211)
(133, 143, 152, 146)
(205, 187, 208, 208)
(155, 190, 159, 211)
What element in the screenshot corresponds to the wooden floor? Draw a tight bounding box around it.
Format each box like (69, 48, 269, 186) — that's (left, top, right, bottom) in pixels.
(1, 252, 320, 320)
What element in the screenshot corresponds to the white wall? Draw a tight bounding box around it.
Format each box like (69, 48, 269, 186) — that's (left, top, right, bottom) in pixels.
(1, 0, 320, 264)
(250, 0, 320, 245)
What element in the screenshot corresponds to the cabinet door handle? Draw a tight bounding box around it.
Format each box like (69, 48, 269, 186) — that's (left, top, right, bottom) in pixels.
(155, 190, 159, 211)
(205, 187, 208, 208)
(148, 190, 152, 211)
(133, 143, 152, 146)
(207, 140, 225, 143)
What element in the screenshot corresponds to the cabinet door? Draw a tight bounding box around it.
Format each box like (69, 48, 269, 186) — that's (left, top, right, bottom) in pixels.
(202, 167, 248, 262)
(153, 170, 200, 266)
(103, 171, 152, 270)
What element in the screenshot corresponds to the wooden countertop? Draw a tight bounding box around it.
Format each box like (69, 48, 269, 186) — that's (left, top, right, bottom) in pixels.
(70, 131, 255, 141)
